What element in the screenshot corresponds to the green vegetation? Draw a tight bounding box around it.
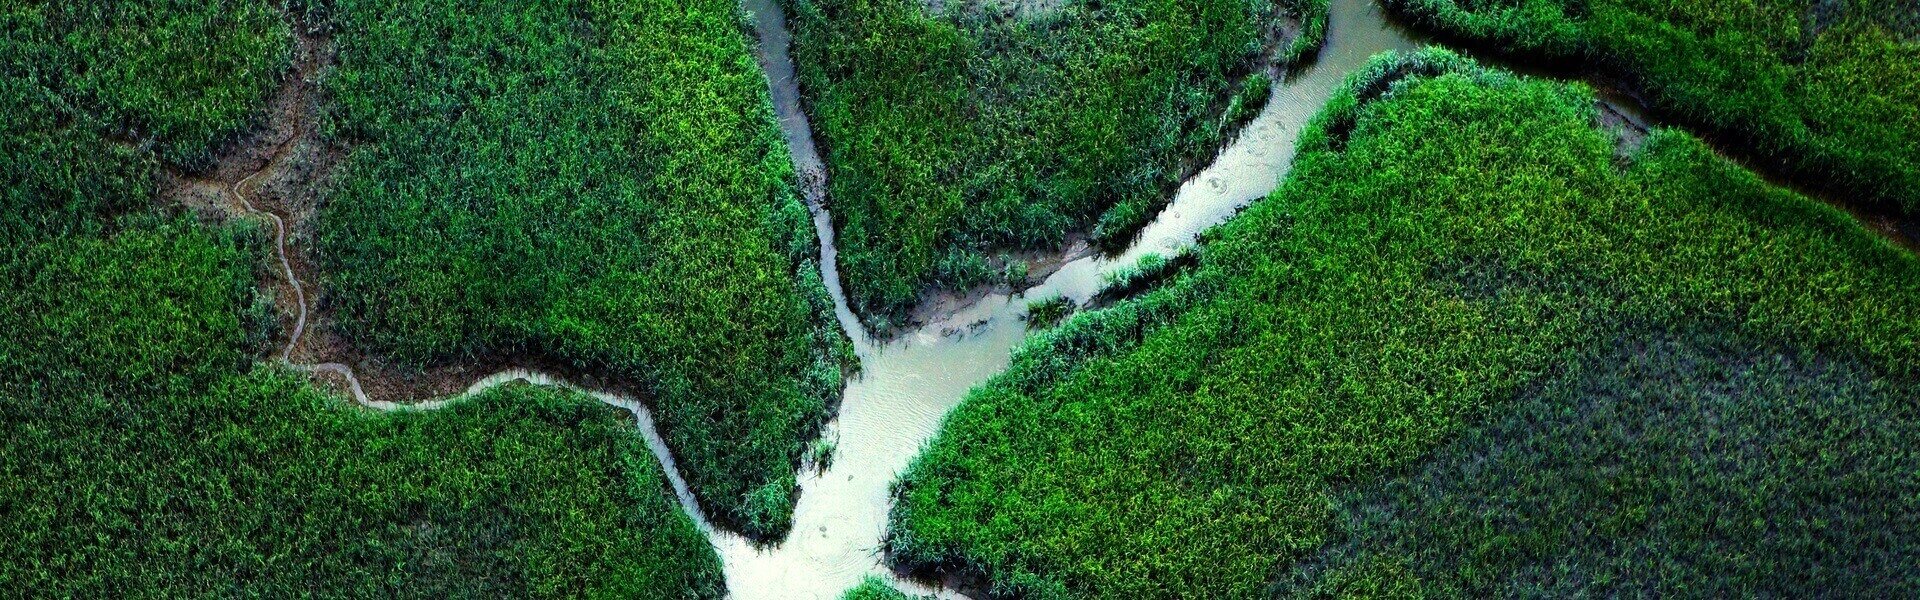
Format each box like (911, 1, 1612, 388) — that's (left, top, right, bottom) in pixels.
(1383, 0, 1920, 215)
(1276, 328, 1918, 598)
(886, 50, 1920, 598)
(1, 0, 288, 241)
(1, 1, 289, 172)
(3, 3, 725, 595)
(0, 221, 725, 598)
(1022, 295, 1076, 329)
(784, 0, 1318, 329)
(842, 577, 932, 600)
(319, 0, 852, 538)
(1092, 250, 1196, 304)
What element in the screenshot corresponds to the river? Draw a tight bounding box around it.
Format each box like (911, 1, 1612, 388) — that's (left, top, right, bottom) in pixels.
(714, 0, 1420, 597)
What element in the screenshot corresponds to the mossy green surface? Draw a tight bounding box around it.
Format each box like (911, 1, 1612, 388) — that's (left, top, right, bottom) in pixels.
(784, 0, 1313, 329)
(887, 50, 1919, 598)
(1384, 0, 1920, 214)
(319, 0, 853, 538)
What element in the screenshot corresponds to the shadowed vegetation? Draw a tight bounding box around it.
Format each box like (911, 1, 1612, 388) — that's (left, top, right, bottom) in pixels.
(1276, 327, 1918, 598)
(886, 49, 1919, 599)
(318, 0, 853, 538)
(1383, 0, 1920, 215)
(783, 0, 1321, 330)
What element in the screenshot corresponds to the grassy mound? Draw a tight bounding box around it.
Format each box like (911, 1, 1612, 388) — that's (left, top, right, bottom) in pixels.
(1382, 0, 1920, 215)
(319, 0, 853, 538)
(784, 0, 1317, 329)
(885, 49, 1918, 598)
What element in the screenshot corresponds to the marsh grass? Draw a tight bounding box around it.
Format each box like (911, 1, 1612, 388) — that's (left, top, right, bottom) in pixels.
(784, 0, 1323, 329)
(886, 49, 1920, 598)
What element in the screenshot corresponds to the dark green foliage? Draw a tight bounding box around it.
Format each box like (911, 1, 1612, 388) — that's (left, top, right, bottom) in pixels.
(1276, 328, 1920, 598)
(1022, 295, 1076, 330)
(0, 224, 723, 598)
(2, 3, 727, 594)
(887, 50, 1919, 598)
(0, 0, 287, 241)
(319, 0, 852, 538)
(1383, 0, 1920, 214)
(0, 0, 289, 170)
(784, 0, 1314, 328)
(842, 576, 932, 600)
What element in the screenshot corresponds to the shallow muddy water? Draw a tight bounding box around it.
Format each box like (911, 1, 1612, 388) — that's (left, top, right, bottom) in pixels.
(711, 0, 1420, 597)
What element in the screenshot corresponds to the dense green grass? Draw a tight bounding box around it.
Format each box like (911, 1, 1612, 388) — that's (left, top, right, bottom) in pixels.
(886, 49, 1920, 598)
(1, 0, 289, 171)
(318, 0, 853, 538)
(1276, 328, 1918, 598)
(842, 577, 933, 600)
(1382, 0, 1920, 215)
(783, 0, 1311, 329)
(1, 0, 288, 241)
(2, 3, 728, 595)
(0, 221, 724, 598)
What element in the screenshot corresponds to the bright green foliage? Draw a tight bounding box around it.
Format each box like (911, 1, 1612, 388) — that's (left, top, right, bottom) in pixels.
(1383, 0, 1920, 214)
(0, 225, 724, 598)
(0, 217, 266, 400)
(319, 0, 852, 538)
(784, 0, 1310, 328)
(887, 50, 1919, 598)
(0, 0, 287, 240)
(842, 577, 932, 600)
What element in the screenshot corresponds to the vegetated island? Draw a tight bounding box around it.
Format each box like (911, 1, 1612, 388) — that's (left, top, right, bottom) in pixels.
(885, 49, 1920, 599)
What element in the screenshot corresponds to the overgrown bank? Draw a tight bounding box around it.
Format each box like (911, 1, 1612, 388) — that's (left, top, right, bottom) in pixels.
(885, 50, 1919, 598)
(782, 0, 1324, 330)
(1382, 0, 1920, 216)
(317, 0, 853, 538)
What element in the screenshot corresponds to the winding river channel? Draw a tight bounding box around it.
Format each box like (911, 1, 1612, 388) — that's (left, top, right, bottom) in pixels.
(235, 0, 1628, 597)
(712, 0, 1421, 597)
